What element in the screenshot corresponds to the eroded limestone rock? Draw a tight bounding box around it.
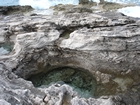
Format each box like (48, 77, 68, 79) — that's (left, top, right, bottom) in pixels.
(0, 7, 140, 105)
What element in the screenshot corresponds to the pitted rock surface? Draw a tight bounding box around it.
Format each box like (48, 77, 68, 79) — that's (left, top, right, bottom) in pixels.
(0, 9, 140, 105)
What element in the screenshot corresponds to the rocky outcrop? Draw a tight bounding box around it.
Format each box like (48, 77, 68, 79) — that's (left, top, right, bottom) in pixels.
(0, 5, 33, 15)
(0, 6, 140, 105)
(50, 3, 135, 15)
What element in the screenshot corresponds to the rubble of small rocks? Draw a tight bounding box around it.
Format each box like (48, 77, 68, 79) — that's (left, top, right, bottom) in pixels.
(0, 5, 140, 105)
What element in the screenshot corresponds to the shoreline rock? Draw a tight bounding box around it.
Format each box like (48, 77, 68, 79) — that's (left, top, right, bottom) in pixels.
(0, 5, 33, 15)
(50, 2, 136, 15)
(0, 4, 139, 105)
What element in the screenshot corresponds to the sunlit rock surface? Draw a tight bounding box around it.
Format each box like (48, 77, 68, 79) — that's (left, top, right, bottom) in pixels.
(0, 5, 140, 105)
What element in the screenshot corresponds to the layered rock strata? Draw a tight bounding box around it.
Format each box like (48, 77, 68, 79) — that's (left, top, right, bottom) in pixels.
(0, 7, 140, 105)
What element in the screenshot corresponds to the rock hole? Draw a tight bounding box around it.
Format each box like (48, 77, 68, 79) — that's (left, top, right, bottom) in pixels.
(59, 30, 73, 39)
(28, 67, 97, 98)
(0, 42, 14, 55)
(22, 24, 38, 32)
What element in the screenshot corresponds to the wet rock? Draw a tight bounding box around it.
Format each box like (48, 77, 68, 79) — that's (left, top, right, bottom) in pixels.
(0, 5, 33, 15)
(79, 0, 91, 4)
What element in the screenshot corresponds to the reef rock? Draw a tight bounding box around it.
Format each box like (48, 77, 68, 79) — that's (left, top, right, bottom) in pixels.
(0, 6, 140, 105)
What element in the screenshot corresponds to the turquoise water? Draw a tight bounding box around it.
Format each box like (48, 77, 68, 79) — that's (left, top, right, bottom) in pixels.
(29, 67, 96, 98)
(0, 43, 14, 55)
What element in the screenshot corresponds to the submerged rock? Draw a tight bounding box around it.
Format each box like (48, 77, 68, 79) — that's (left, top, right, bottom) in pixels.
(0, 4, 140, 105)
(29, 67, 96, 98)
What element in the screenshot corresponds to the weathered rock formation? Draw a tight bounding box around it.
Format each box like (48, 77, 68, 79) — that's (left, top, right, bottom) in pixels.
(0, 5, 140, 105)
(50, 2, 134, 15)
(0, 5, 33, 15)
